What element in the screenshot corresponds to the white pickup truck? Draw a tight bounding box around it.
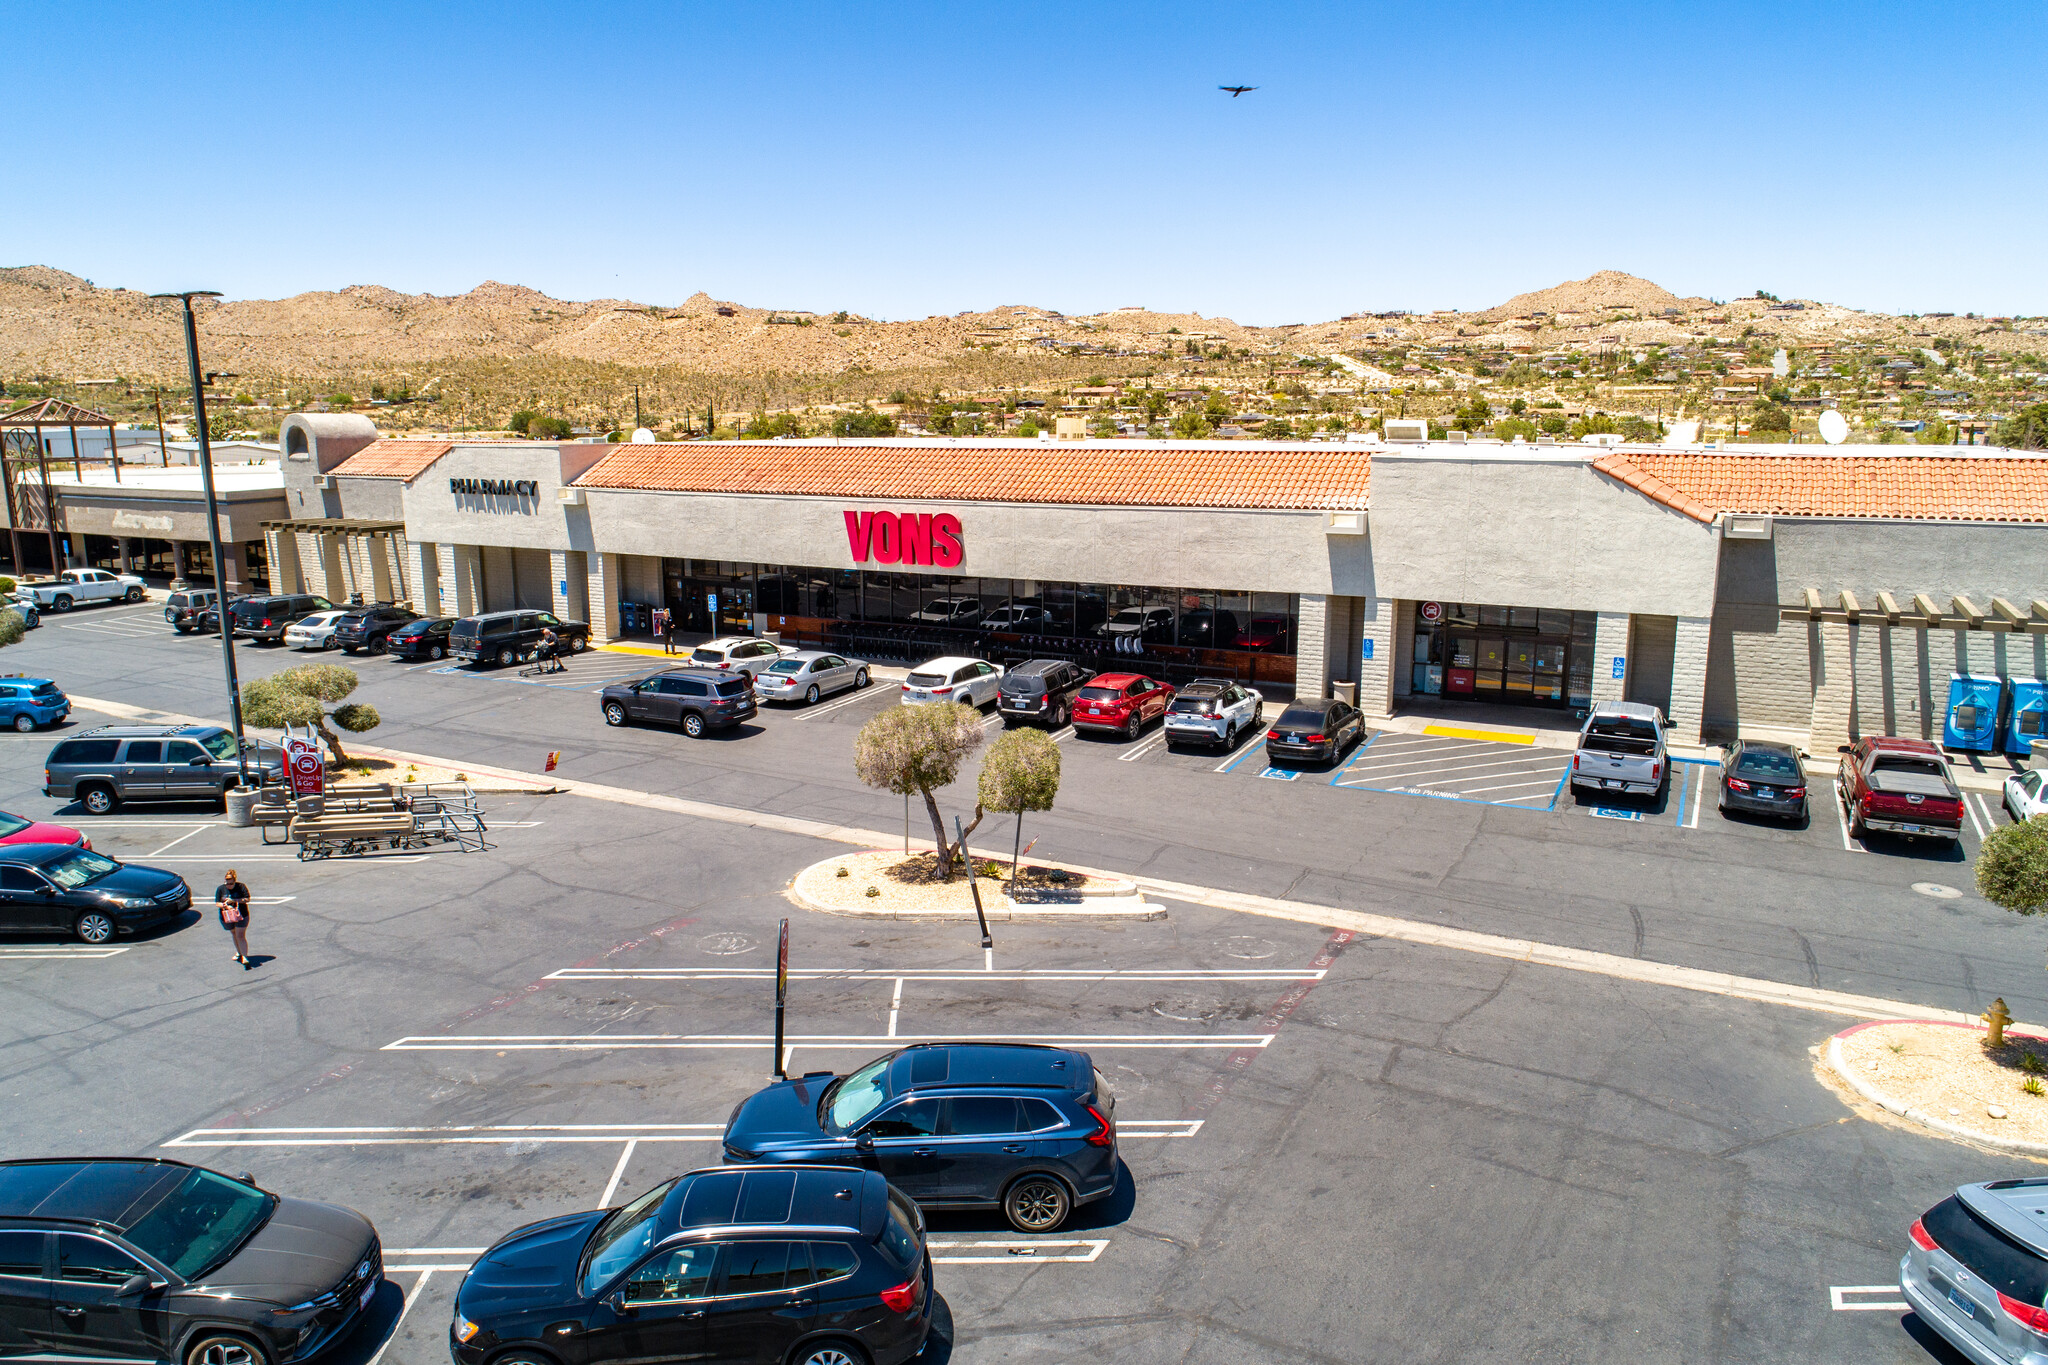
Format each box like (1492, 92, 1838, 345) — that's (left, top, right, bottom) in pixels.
(16, 569, 147, 612)
(1569, 701, 1668, 799)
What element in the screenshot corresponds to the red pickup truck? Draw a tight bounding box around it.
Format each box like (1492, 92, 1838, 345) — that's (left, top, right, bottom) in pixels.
(1836, 737, 1965, 843)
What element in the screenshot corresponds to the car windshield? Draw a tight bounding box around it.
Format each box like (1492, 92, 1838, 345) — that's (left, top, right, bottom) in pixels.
(579, 1178, 676, 1297)
(0, 813, 28, 837)
(1734, 750, 1801, 777)
(43, 849, 120, 888)
(198, 733, 240, 761)
(1078, 686, 1122, 702)
(767, 660, 805, 675)
(824, 1055, 893, 1132)
(122, 1168, 276, 1280)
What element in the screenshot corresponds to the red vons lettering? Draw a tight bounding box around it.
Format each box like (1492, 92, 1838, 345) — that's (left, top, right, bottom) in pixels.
(843, 510, 963, 568)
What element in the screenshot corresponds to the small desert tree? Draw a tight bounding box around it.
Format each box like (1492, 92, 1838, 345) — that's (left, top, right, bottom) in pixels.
(1979, 821, 2048, 954)
(853, 703, 986, 879)
(978, 728, 1061, 881)
(0, 608, 23, 650)
(240, 664, 381, 766)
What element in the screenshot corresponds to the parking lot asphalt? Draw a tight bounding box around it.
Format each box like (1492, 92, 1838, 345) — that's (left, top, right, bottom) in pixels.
(2, 606, 2039, 1364)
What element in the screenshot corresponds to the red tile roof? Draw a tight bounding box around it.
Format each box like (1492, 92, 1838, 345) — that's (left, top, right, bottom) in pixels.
(1592, 449, 2048, 524)
(329, 439, 454, 480)
(574, 441, 1370, 510)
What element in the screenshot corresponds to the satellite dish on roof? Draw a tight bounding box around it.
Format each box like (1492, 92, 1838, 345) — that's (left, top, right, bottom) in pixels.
(1818, 409, 1849, 445)
(630, 427, 656, 443)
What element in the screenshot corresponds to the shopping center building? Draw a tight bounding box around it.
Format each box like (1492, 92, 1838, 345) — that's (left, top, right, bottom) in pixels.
(269, 413, 2048, 751)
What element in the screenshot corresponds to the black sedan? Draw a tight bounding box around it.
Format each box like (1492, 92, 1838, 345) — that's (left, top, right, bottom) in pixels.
(0, 1157, 381, 1365)
(0, 843, 190, 943)
(1265, 697, 1366, 765)
(452, 1166, 931, 1365)
(384, 617, 454, 661)
(1718, 738, 1809, 822)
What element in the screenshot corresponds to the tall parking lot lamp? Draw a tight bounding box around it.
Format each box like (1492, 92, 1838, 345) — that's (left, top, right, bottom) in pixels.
(152, 290, 249, 786)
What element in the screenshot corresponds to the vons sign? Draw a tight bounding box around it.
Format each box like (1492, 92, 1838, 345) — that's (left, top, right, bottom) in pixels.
(843, 510, 963, 567)
(450, 478, 539, 497)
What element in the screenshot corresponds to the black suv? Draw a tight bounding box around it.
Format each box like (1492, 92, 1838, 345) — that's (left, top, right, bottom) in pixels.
(451, 1166, 931, 1365)
(997, 659, 1094, 729)
(449, 610, 591, 667)
(0, 1157, 382, 1365)
(228, 594, 335, 644)
(723, 1043, 1119, 1232)
(332, 603, 419, 654)
(600, 669, 756, 737)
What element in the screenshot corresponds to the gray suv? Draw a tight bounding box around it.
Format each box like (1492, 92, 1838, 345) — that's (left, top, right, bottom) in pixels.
(43, 726, 285, 814)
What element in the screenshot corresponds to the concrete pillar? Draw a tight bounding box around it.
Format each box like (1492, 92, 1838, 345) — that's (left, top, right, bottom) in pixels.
(480, 545, 513, 613)
(404, 541, 440, 616)
(586, 552, 621, 644)
(216, 542, 248, 596)
(1666, 615, 1712, 744)
(367, 536, 394, 603)
(1294, 593, 1328, 698)
(383, 536, 407, 604)
(552, 550, 589, 624)
(1808, 620, 1855, 754)
(1359, 597, 1396, 717)
(116, 538, 133, 574)
(446, 545, 482, 618)
(266, 527, 302, 596)
(1591, 611, 1631, 705)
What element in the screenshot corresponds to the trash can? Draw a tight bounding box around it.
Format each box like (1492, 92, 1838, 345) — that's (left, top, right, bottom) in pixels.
(224, 787, 256, 828)
(1331, 680, 1358, 706)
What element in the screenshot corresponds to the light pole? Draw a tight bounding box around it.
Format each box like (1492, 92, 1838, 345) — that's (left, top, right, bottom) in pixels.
(152, 290, 250, 786)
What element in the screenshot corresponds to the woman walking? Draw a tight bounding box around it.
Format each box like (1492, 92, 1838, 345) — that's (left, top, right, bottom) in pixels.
(216, 869, 253, 967)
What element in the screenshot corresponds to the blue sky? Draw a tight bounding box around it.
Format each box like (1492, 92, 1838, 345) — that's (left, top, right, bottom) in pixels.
(11, 1, 2043, 321)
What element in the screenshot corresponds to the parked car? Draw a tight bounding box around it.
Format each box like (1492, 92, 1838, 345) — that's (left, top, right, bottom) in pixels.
(0, 844, 191, 941)
(1175, 609, 1241, 648)
(601, 668, 757, 737)
(1264, 697, 1365, 764)
(685, 636, 796, 679)
(754, 651, 870, 705)
(450, 610, 590, 667)
(1901, 1178, 2048, 1364)
(0, 808, 88, 850)
(0, 1157, 382, 1364)
(1240, 614, 1291, 652)
(981, 604, 1055, 632)
(282, 609, 354, 651)
(1071, 672, 1175, 740)
(385, 616, 455, 661)
(228, 593, 335, 644)
(1837, 736, 1964, 842)
(900, 656, 1002, 709)
(0, 677, 68, 732)
(2006, 768, 2048, 822)
(163, 588, 216, 634)
(722, 1042, 1118, 1234)
(44, 725, 285, 814)
(1717, 738, 1809, 822)
(333, 603, 420, 654)
(6, 592, 40, 630)
(1570, 701, 1667, 800)
(1163, 678, 1263, 750)
(908, 596, 983, 627)
(997, 659, 1094, 728)
(16, 568, 145, 612)
(1097, 606, 1175, 644)
(450, 1165, 931, 1365)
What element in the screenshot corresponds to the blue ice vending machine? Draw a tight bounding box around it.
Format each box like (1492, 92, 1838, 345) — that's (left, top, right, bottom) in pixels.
(1944, 673, 2004, 751)
(2007, 677, 2047, 757)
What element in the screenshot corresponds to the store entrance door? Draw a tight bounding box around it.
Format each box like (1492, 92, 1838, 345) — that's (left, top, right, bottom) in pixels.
(1419, 603, 1594, 709)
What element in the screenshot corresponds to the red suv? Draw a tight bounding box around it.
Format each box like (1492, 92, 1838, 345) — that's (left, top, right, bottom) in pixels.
(1071, 672, 1175, 740)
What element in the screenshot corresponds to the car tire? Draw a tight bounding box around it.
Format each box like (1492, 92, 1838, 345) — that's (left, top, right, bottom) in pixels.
(370, 637, 389, 655)
(79, 784, 118, 815)
(52, 595, 72, 612)
(323, 637, 339, 650)
(11, 714, 32, 733)
(683, 712, 706, 738)
(340, 645, 358, 654)
(428, 644, 445, 660)
(603, 701, 628, 726)
(854, 668, 869, 689)
(570, 635, 587, 653)
(806, 685, 820, 705)
(1002, 1174, 1072, 1232)
(125, 586, 145, 602)
(1122, 714, 1137, 741)
(1223, 721, 1237, 750)
(184, 1333, 269, 1365)
(497, 646, 518, 668)
(73, 910, 116, 945)
(789, 1340, 870, 1365)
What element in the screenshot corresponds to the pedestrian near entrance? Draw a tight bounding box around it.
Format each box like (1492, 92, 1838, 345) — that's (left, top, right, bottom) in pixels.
(216, 869, 253, 967)
(660, 606, 676, 654)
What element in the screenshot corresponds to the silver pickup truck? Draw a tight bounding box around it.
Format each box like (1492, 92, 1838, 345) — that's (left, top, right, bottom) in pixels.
(1570, 701, 1668, 798)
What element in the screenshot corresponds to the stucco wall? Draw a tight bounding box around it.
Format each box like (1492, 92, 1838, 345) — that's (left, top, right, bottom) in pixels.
(1367, 449, 1719, 616)
(1766, 521, 2048, 607)
(401, 446, 580, 552)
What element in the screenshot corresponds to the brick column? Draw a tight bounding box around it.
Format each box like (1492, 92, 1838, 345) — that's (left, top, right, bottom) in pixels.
(552, 550, 588, 624)
(293, 531, 327, 599)
(265, 528, 300, 595)
(216, 542, 247, 595)
(1591, 611, 1631, 705)
(586, 552, 621, 644)
(404, 541, 440, 616)
(1808, 620, 1855, 754)
(1359, 597, 1396, 717)
(1666, 616, 1712, 743)
(1293, 593, 1328, 699)
(446, 545, 482, 618)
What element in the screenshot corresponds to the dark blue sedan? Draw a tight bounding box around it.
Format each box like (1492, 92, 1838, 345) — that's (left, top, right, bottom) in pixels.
(0, 843, 190, 943)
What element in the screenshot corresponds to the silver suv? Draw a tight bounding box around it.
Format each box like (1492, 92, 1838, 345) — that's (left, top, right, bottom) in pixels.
(43, 726, 284, 814)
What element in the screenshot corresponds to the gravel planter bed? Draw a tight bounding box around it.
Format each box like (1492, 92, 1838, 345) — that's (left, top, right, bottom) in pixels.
(789, 850, 1160, 920)
(1830, 1019, 2048, 1151)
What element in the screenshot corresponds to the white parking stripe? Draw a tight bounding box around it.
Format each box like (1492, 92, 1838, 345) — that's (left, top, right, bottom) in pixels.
(1830, 1285, 1908, 1311)
(383, 1031, 1277, 1052)
(598, 1139, 639, 1206)
(1341, 755, 1565, 782)
(1689, 765, 1708, 827)
(1117, 731, 1170, 762)
(1457, 777, 1569, 795)
(929, 1238, 1107, 1264)
(0, 946, 127, 959)
(550, 967, 1323, 982)
(1211, 724, 1266, 771)
(1964, 792, 1990, 840)
(365, 1267, 437, 1365)
(1830, 782, 1864, 853)
(166, 1119, 1204, 1146)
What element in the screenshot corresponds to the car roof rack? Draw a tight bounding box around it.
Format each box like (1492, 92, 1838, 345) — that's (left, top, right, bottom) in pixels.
(1190, 677, 1234, 688)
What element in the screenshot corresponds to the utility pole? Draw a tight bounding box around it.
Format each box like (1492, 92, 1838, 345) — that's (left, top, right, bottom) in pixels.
(152, 388, 169, 466)
(153, 290, 250, 786)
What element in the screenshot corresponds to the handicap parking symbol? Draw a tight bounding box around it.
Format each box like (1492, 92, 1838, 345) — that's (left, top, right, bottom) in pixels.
(1259, 768, 1300, 781)
(430, 665, 464, 675)
(1589, 807, 1642, 821)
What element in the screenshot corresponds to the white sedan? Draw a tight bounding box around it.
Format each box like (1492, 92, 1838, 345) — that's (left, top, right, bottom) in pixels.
(2005, 768, 2048, 822)
(901, 656, 1003, 709)
(283, 609, 353, 650)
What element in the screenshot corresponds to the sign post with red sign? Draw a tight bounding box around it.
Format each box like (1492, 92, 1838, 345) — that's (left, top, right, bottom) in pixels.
(284, 735, 324, 798)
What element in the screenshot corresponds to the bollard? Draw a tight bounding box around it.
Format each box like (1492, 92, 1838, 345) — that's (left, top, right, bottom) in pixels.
(224, 787, 257, 828)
